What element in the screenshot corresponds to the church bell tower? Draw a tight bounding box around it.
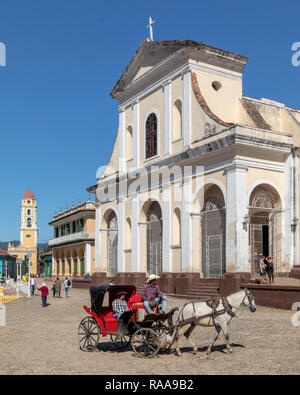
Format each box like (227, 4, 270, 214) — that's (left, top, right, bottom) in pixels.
(8, 190, 38, 274)
(20, 190, 38, 249)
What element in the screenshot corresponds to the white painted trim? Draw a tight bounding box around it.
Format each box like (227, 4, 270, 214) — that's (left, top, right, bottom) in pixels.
(132, 198, 140, 272)
(94, 206, 101, 272)
(85, 243, 92, 274)
(118, 199, 125, 272)
(181, 175, 193, 271)
(119, 109, 125, 173)
(183, 70, 191, 147)
(143, 108, 160, 162)
(133, 100, 139, 167)
(162, 185, 171, 272)
(164, 81, 172, 156)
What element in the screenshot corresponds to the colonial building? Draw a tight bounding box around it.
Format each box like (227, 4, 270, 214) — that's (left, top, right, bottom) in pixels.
(0, 250, 17, 279)
(87, 39, 300, 289)
(48, 199, 95, 277)
(39, 251, 52, 278)
(8, 190, 38, 274)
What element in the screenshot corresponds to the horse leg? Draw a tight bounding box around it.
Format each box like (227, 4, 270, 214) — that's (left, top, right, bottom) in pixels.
(183, 323, 198, 354)
(174, 327, 183, 357)
(219, 321, 233, 353)
(206, 326, 221, 355)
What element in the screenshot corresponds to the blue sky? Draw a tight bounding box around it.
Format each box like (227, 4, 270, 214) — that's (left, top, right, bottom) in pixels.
(0, 0, 299, 242)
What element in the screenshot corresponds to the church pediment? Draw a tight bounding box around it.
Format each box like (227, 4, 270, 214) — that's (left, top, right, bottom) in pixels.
(110, 40, 248, 100)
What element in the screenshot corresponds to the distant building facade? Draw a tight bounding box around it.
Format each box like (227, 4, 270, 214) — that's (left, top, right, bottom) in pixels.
(48, 200, 95, 277)
(39, 251, 52, 277)
(8, 190, 38, 274)
(0, 250, 17, 279)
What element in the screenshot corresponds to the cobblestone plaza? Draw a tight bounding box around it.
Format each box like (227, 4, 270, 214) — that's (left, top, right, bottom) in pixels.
(0, 284, 299, 375)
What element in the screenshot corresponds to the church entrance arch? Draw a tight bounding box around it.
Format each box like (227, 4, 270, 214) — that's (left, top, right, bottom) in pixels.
(107, 212, 118, 276)
(249, 184, 282, 275)
(200, 185, 226, 278)
(144, 201, 162, 276)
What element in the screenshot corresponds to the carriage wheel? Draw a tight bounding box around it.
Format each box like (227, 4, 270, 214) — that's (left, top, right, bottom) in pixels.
(131, 328, 160, 358)
(78, 316, 100, 352)
(110, 334, 132, 349)
(151, 324, 172, 352)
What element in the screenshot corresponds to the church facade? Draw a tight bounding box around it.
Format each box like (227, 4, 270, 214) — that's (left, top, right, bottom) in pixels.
(88, 40, 300, 287)
(8, 190, 38, 274)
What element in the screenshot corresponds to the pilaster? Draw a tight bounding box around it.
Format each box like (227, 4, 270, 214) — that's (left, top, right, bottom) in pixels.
(225, 163, 249, 272)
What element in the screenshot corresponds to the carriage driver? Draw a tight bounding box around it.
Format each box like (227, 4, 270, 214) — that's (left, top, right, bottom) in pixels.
(142, 274, 167, 314)
(112, 290, 130, 320)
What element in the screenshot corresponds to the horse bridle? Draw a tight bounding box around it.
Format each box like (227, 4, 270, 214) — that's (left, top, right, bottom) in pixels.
(242, 288, 254, 306)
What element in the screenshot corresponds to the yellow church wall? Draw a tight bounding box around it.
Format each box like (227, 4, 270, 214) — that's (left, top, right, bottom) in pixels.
(192, 68, 243, 124)
(246, 167, 285, 201)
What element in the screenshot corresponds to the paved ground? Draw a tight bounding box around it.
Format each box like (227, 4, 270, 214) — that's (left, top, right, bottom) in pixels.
(0, 283, 299, 375)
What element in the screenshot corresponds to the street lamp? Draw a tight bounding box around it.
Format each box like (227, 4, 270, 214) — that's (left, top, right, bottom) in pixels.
(16, 258, 22, 282)
(4, 260, 8, 280)
(26, 250, 32, 298)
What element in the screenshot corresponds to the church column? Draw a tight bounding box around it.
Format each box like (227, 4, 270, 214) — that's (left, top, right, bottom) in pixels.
(183, 68, 191, 148)
(133, 100, 140, 167)
(94, 203, 101, 272)
(119, 107, 126, 173)
(163, 80, 172, 156)
(118, 198, 125, 272)
(225, 163, 249, 272)
(162, 183, 171, 272)
(181, 176, 193, 271)
(85, 242, 92, 275)
(131, 196, 140, 272)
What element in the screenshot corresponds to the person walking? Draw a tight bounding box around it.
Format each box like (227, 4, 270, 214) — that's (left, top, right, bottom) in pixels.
(37, 283, 49, 308)
(30, 275, 36, 295)
(63, 277, 72, 297)
(55, 277, 62, 298)
(51, 283, 56, 297)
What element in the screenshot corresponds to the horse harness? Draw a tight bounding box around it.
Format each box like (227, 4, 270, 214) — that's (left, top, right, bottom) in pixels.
(176, 297, 236, 330)
(206, 297, 236, 322)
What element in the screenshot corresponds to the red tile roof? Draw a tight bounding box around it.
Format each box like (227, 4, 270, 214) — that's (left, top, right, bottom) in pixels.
(23, 190, 36, 200)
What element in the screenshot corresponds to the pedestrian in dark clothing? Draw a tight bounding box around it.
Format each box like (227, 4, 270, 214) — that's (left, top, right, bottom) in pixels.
(266, 256, 274, 284)
(51, 283, 56, 297)
(37, 283, 49, 307)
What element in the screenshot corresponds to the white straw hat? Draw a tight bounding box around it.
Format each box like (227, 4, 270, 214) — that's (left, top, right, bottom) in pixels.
(146, 274, 160, 283)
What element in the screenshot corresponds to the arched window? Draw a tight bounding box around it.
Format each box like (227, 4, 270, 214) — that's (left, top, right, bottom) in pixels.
(27, 209, 31, 216)
(126, 125, 133, 160)
(145, 113, 158, 159)
(27, 218, 32, 227)
(172, 208, 181, 246)
(173, 99, 182, 140)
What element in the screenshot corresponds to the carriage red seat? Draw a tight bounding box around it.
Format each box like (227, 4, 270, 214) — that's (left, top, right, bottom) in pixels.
(102, 309, 118, 332)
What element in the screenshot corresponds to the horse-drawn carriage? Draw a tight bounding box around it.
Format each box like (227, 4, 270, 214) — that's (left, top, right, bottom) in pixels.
(78, 284, 256, 358)
(78, 284, 178, 358)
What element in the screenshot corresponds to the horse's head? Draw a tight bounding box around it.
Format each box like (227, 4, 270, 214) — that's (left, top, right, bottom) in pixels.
(242, 288, 256, 313)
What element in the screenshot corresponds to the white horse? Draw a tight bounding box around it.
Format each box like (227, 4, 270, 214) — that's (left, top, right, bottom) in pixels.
(168, 288, 256, 356)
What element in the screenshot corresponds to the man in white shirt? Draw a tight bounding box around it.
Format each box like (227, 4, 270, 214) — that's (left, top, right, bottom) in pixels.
(30, 275, 37, 295)
(63, 277, 72, 297)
